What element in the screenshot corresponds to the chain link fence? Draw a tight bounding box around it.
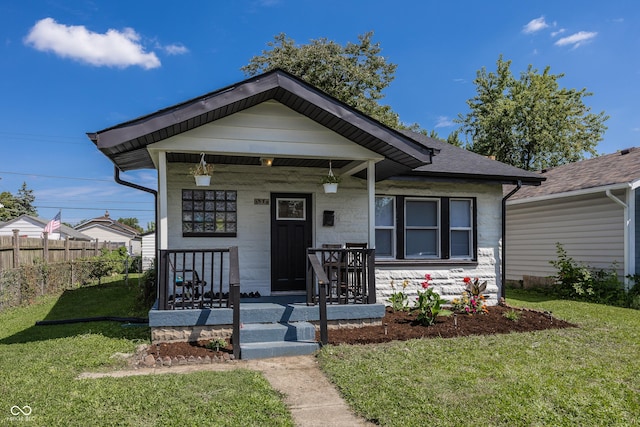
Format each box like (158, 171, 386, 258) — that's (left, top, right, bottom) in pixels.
(0, 251, 143, 312)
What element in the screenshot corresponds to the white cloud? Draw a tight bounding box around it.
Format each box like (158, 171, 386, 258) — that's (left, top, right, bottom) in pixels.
(162, 43, 189, 55)
(523, 16, 549, 34)
(554, 31, 598, 48)
(434, 116, 454, 129)
(551, 28, 566, 37)
(24, 17, 161, 69)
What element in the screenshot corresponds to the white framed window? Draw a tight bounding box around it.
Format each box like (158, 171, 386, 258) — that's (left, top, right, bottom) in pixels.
(405, 198, 440, 259)
(375, 196, 396, 258)
(450, 199, 473, 258)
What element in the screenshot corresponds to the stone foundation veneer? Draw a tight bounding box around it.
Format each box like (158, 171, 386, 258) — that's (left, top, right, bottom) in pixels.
(375, 248, 501, 307)
(151, 325, 233, 344)
(151, 319, 382, 344)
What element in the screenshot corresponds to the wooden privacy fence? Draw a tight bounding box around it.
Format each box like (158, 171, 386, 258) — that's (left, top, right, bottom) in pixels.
(0, 230, 123, 270)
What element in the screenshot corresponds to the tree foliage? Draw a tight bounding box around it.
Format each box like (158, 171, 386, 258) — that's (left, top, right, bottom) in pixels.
(242, 32, 402, 128)
(0, 182, 37, 221)
(456, 56, 609, 171)
(117, 217, 144, 233)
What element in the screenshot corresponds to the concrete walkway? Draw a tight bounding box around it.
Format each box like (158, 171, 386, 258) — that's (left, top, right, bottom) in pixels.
(79, 355, 373, 427)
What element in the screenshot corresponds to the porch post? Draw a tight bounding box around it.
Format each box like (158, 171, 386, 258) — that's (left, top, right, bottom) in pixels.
(158, 151, 169, 250)
(367, 160, 376, 249)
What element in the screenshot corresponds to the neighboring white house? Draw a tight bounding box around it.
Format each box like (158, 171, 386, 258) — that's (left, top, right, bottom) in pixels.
(75, 211, 142, 255)
(0, 214, 92, 241)
(88, 69, 544, 305)
(506, 147, 640, 287)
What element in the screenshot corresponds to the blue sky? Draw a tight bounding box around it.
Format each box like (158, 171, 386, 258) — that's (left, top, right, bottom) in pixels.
(1, 0, 638, 227)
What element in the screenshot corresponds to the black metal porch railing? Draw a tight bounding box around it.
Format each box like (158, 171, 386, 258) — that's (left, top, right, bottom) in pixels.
(158, 248, 235, 310)
(306, 246, 376, 306)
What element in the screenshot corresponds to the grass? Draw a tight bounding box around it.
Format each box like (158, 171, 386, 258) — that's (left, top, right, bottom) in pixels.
(318, 289, 640, 426)
(0, 276, 293, 426)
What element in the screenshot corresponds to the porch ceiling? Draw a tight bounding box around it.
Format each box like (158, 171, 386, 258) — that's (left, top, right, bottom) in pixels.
(167, 153, 351, 169)
(87, 69, 434, 180)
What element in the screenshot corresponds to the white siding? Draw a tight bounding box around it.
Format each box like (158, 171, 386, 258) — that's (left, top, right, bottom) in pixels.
(141, 233, 156, 270)
(0, 218, 62, 240)
(78, 226, 130, 244)
(506, 192, 626, 282)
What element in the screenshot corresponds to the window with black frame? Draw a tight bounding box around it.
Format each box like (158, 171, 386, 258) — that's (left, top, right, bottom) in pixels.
(375, 195, 476, 261)
(182, 189, 237, 237)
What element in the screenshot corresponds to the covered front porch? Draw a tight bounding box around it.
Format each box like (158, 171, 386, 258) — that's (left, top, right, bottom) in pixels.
(150, 246, 385, 359)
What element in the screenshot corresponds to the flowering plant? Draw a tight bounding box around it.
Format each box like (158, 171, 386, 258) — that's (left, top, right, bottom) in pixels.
(414, 274, 451, 325)
(452, 277, 488, 315)
(387, 279, 410, 312)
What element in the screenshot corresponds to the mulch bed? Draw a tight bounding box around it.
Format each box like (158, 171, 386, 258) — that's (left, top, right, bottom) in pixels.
(144, 305, 575, 359)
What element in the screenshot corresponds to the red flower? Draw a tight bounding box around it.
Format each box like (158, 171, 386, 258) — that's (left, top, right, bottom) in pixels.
(424, 274, 432, 281)
(421, 281, 429, 289)
(463, 277, 471, 283)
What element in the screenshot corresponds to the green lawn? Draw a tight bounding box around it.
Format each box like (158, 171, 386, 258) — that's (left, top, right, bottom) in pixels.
(0, 277, 293, 426)
(318, 289, 640, 426)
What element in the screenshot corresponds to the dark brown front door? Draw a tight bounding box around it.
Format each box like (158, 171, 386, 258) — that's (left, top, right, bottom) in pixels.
(271, 193, 312, 292)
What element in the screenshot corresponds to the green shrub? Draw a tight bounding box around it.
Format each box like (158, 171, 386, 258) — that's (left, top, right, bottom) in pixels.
(136, 259, 157, 311)
(549, 243, 628, 306)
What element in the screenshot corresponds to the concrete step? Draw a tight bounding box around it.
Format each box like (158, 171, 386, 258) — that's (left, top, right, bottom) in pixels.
(240, 321, 316, 344)
(240, 340, 320, 360)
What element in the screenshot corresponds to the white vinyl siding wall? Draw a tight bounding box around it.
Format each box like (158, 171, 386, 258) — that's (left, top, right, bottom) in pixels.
(506, 192, 626, 282)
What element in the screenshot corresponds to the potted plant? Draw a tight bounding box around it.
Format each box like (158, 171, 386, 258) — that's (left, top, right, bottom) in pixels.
(321, 161, 341, 193)
(321, 173, 341, 193)
(190, 153, 213, 186)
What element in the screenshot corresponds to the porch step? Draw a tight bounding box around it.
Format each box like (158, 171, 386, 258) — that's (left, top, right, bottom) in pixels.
(240, 340, 320, 360)
(239, 321, 316, 343)
(239, 321, 319, 359)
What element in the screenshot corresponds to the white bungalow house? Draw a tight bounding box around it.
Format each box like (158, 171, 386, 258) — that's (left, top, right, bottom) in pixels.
(0, 214, 92, 241)
(75, 211, 142, 255)
(506, 147, 640, 288)
(88, 69, 542, 357)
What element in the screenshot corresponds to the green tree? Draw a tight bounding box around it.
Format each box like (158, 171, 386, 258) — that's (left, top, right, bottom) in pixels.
(0, 182, 37, 220)
(145, 221, 156, 233)
(456, 55, 609, 171)
(16, 182, 37, 216)
(117, 217, 144, 233)
(0, 192, 19, 221)
(242, 32, 401, 128)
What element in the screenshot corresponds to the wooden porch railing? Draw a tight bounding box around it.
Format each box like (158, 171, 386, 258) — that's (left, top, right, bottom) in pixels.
(306, 247, 376, 306)
(158, 248, 234, 310)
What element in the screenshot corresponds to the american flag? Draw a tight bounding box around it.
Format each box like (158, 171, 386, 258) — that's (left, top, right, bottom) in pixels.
(44, 211, 61, 234)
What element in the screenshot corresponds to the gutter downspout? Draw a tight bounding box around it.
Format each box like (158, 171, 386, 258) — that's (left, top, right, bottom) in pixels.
(501, 180, 522, 300)
(114, 166, 159, 284)
(605, 189, 630, 288)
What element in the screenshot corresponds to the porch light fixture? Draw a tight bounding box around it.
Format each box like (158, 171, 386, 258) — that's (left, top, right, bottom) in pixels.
(260, 157, 273, 167)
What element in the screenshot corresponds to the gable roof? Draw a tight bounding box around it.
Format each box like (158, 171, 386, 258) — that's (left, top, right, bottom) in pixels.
(87, 69, 434, 179)
(75, 211, 141, 237)
(510, 147, 640, 200)
(397, 131, 545, 185)
(0, 215, 92, 240)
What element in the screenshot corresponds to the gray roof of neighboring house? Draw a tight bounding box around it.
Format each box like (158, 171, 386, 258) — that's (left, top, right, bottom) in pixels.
(75, 211, 141, 237)
(398, 131, 545, 185)
(0, 215, 93, 240)
(510, 147, 640, 200)
(87, 69, 434, 181)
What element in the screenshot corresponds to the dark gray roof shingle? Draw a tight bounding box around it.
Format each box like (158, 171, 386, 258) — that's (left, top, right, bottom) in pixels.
(398, 131, 544, 185)
(510, 147, 640, 200)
